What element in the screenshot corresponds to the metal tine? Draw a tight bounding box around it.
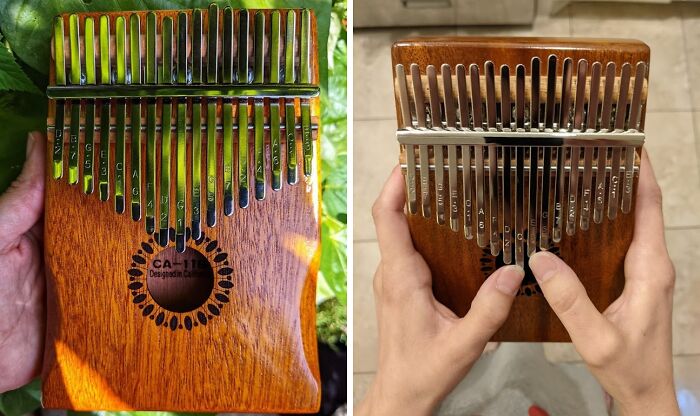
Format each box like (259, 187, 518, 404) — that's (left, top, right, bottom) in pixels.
(159, 16, 174, 247)
(456, 64, 473, 239)
(485, 61, 500, 256)
(207, 4, 220, 226)
(515, 64, 525, 268)
(501, 64, 512, 264)
(540, 55, 556, 250)
(397, 64, 418, 214)
(130, 13, 142, 222)
(552, 57, 571, 243)
(412, 63, 431, 218)
(442, 64, 459, 232)
(270, 11, 283, 191)
(82, 17, 96, 195)
(222, 6, 235, 215)
(527, 57, 540, 256)
(67, 14, 82, 186)
(53, 16, 66, 180)
(470, 63, 486, 248)
(98, 15, 110, 202)
(595, 62, 615, 224)
(427, 65, 445, 225)
(191, 8, 203, 240)
(581, 61, 601, 231)
(566, 59, 587, 237)
(254, 11, 266, 201)
(622, 62, 646, 214)
(284, 10, 298, 185)
(175, 12, 188, 253)
(300, 9, 313, 178)
(145, 12, 157, 234)
(115, 16, 127, 214)
(608, 63, 631, 220)
(238, 9, 250, 208)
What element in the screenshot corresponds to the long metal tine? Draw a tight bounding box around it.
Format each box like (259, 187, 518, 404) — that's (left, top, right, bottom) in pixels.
(67, 14, 82, 186)
(501, 64, 512, 264)
(207, 4, 220, 225)
(284, 10, 298, 185)
(130, 13, 142, 222)
(608, 63, 630, 220)
(470, 63, 486, 248)
(270, 10, 283, 191)
(412, 63, 431, 218)
(515, 63, 525, 267)
(158, 16, 174, 247)
(174, 12, 188, 252)
(456, 64, 473, 239)
(191, 8, 203, 239)
(581, 61, 600, 231)
(427, 65, 445, 225)
(622, 62, 647, 214)
(145, 11, 157, 233)
(527, 57, 540, 255)
(115, 16, 127, 214)
(82, 16, 96, 195)
(53, 16, 66, 180)
(97, 15, 111, 202)
(300, 9, 313, 177)
(485, 61, 500, 256)
(553, 57, 571, 242)
(238, 9, 250, 208)
(254, 11, 266, 200)
(397, 64, 417, 214)
(442, 64, 459, 231)
(540, 55, 556, 250)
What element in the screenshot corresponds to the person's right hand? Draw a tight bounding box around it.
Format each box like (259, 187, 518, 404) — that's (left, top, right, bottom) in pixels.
(528, 150, 679, 416)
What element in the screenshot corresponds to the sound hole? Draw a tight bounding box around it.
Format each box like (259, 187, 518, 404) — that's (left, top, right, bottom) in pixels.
(147, 247, 214, 313)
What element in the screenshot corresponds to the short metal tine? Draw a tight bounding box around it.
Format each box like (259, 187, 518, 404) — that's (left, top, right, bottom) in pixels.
(270, 10, 282, 191)
(427, 65, 445, 225)
(527, 57, 540, 255)
(223, 6, 235, 214)
(622, 62, 646, 214)
(191, 8, 203, 239)
(284, 10, 298, 185)
(515, 64, 525, 268)
(207, 3, 219, 225)
(130, 13, 142, 222)
(501, 65, 512, 130)
(115, 16, 127, 214)
(442, 64, 459, 231)
(485, 61, 499, 255)
(567, 147, 580, 236)
(530, 57, 540, 131)
(580, 62, 599, 231)
(601, 62, 616, 131)
(254, 11, 266, 200)
(397, 64, 417, 214)
(412, 63, 431, 218)
(159, 16, 174, 247)
(594, 147, 607, 224)
(175, 12, 188, 252)
(553, 57, 572, 242)
(98, 15, 110, 202)
(559, 57, 573, 131)
(501, 64, 512, 263)
(516, 64, 525, 129)
(595, 62, 615, 224)
(456, 64, 473, 238)
(67, 14, 82, 186)
(540, 55, 557, 249)
(614, 63, 631, 131)
(83, 17, 96, 195)
(587, 62, 602, 131)
(485, 61, 496, 130)
(300, 9, 313, 178)
(608, 63, 630, 220)
(456, 64, 469, 129)
(238, 9, 250, 208)
(145, 11, 157, 234)
(573, 59, 588, 131)
(544, 55, 556, 130)
(470, 63, 486, 247)
(53, 16, 66, 180)
(628, 62, 646, 131)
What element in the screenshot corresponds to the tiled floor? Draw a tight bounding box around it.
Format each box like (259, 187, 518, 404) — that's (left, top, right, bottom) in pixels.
(353, 1, 700, 413)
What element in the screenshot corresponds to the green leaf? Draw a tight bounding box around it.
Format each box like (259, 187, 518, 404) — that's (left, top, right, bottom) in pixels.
(0, 44, 41, 94)
(0, 379, 42, 416)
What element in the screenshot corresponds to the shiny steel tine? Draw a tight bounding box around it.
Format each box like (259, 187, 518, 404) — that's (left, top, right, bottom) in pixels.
(238, 9, 250, 208)
(115, 16, 127, 214)
(566, 59, 586, 236)
(427, 65, 445, 225)
(622, 62, 646, 214)
(411, 63, 431, 218)
(540, 55, 557, 250)
(300, 9, 313, 177)
(130, 13, 142, 222)
(145, 12, 157, 234)
(98, 15, 111, 202)
(515, 64, 525, 268)
(608, 63, 630, 220)
(254, 11, 266, 200)
(397, 64, 417, 214)
(501, 64, 512, 264)
(270, 11, 282, 191)
(191, 9, 203, 239)
(53, 16, 66, 180)
(470, 63, 486, 248)
(595, 62, 616, 224)
(175, 12, 188, 252)
(581, 62, 600, 231)
(82, 17, 96, 194)
(67, 14, 82, 186)
(159, 16, 174, 247)
(284, 10, 298, 185)
(222, 7, 235, 214)
(553, 57, 572, 243)
(456, 64, 473, 239)
(207, 4, 219, 225)
(442, 64, 459, 231)
(485, 61, 500, 256)
(527, 57, 540, 256)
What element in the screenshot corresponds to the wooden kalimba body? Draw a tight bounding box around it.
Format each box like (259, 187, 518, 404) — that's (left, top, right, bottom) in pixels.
(392, 38, 649, 341)
(43, 6, 321, 412)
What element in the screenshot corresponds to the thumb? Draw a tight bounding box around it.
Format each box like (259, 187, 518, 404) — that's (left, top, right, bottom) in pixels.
(0, 132, 45, 251)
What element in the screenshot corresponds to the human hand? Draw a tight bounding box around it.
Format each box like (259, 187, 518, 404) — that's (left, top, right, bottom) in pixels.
(356, 166, 525, 416)
(528, 150, 679, 416)
(0, 132, 46, 393)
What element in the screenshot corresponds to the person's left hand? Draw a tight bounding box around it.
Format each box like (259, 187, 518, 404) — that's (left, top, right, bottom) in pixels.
(0, 132, 46, 393)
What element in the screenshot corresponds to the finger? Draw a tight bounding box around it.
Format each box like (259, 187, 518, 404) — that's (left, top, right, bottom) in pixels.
(449, 265, 525, 357)
(0, 132, 45, 251)
(372, 165, 416, 260)
(631, 149, 667, 254)
(529, 251, 617, 348)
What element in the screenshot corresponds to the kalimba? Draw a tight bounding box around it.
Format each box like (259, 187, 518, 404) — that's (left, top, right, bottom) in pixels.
(392, 37, 649, 341)
(43, 5, 322, 412)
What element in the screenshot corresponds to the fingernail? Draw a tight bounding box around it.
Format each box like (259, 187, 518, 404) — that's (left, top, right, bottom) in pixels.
(495, 265, 525, 296)
(26, 132, 36, 157)
(529, 251, 560, 283)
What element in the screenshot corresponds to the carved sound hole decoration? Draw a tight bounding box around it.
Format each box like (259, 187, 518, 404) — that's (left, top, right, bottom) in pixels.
(127, 229, 234, 331)
(479, 234, 562, 297)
